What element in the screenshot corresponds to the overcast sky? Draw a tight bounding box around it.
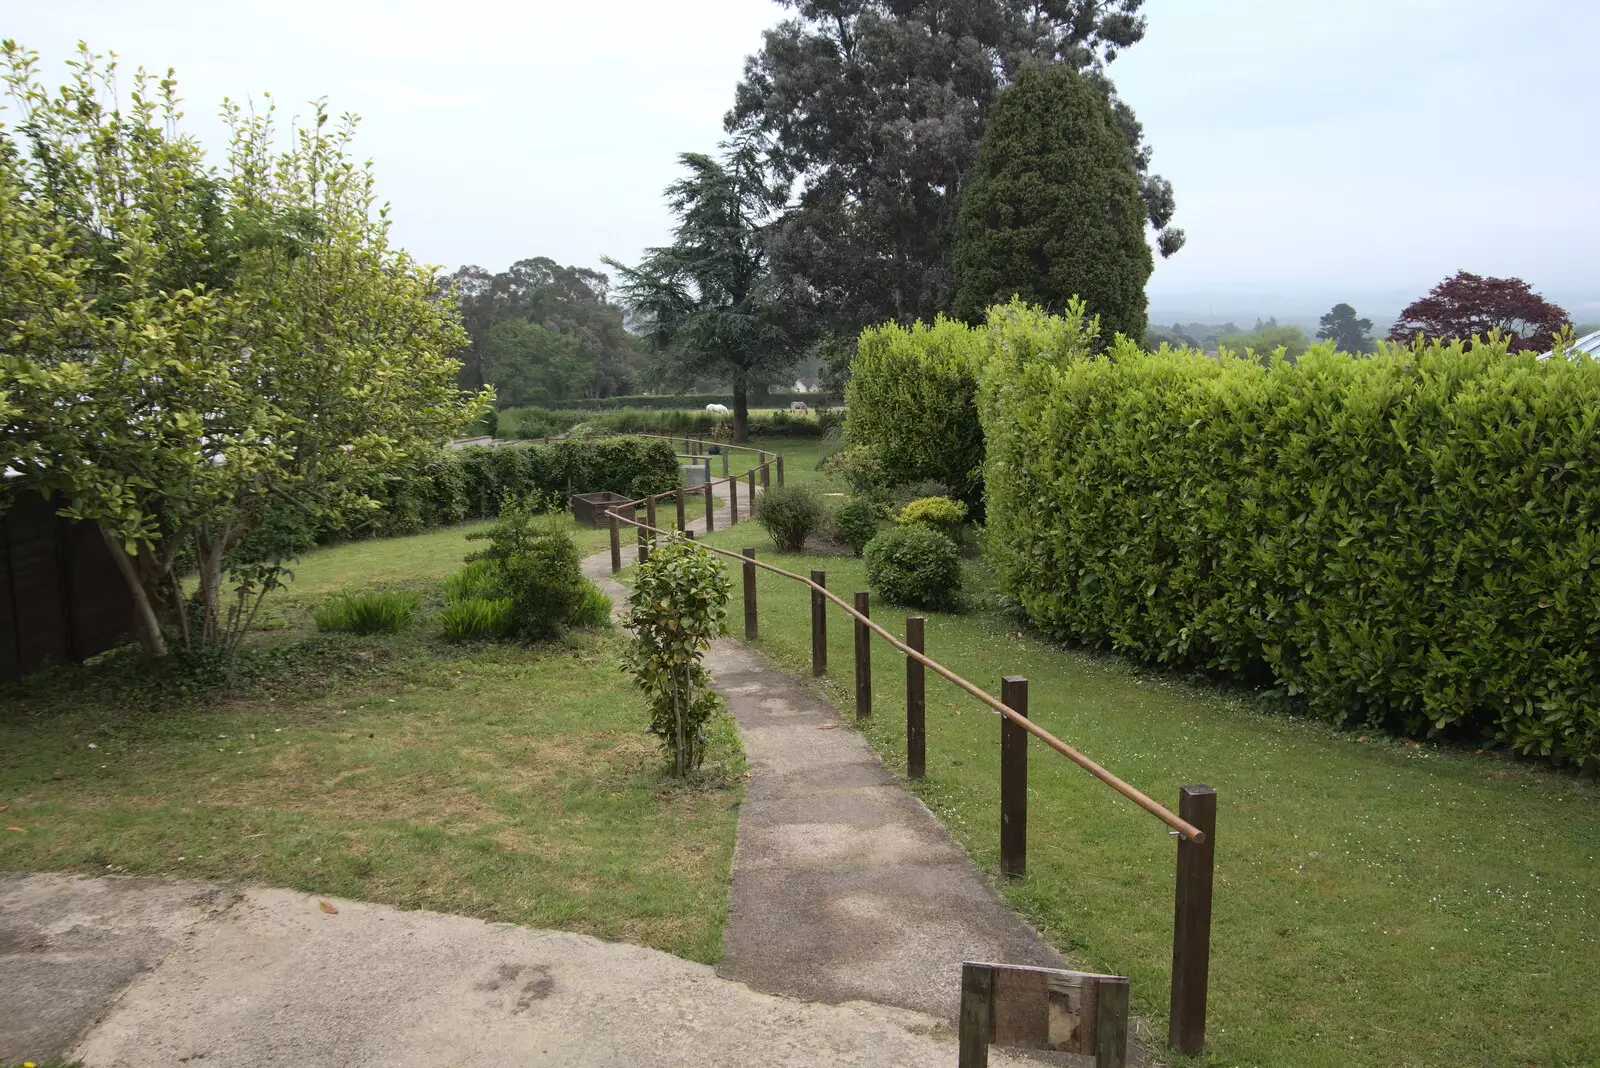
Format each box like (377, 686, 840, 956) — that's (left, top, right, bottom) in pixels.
(7, 0, 1598, 322)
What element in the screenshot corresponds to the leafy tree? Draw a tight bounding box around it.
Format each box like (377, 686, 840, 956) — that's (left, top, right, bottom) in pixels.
(482, 318, 582, 405)
(606, 140, 805, 442)
(1316, 303, 1375, 353)
(952, 63, 1153, 339)
(1218, 319, 1310, 363)
(0, 42, 486, 659)
(727, 0, 1182, 334)
(1389, 271, 1569, 351)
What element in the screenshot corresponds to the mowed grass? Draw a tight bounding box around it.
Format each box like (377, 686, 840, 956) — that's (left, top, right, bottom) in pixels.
(1, 525, 744, 963)
(686, 515, 1600, 1067)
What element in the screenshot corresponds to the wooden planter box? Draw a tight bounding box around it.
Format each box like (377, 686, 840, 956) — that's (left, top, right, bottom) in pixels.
(571, 491, 638, 528)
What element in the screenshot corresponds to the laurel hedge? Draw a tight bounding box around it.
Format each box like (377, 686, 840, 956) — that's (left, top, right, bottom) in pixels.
(981, 305, 1600, 766)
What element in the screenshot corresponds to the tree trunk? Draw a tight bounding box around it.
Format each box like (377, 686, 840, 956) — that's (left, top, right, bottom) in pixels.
(732, 376, 750, 443)
(99, 525, 168, 659)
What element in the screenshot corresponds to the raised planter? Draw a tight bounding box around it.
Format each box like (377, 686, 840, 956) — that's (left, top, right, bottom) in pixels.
(571, 491, 639, 529)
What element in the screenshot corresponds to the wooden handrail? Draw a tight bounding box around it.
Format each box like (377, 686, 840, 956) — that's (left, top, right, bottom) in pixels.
(602, 468, 1205, 843)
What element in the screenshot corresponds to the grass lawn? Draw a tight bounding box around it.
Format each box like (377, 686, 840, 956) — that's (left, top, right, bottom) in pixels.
(684, 515, 1600, 1067)
(1, 523, 745, 964)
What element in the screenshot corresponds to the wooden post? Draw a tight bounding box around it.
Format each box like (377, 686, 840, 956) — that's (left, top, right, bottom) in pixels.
(609, 512, 621, 574)
(644, 497, 657, 562)
(906, 616, 926, 780)
(721, 449, 729, 477)
(810, 570, 827, 676)
(854, 591, 871, 720)
(729, 475, 739, 524)
(760, 452, 771, 491)
(676, 488, 686, 533)
(742, 549, 758, 640)
(636, 509, 647, 564)
(777, 454, 785, 487)
(685, 529, 695, 541)
(747, 467, 756, 504)
(1169, 785, 1217, 1055)
(683, 436, 691, 458)
(1000, 676, 1028, 879)
(1098, 977, 1131, 1068)
(959, 963, 993, 1068)
(704, 479, 715, 533)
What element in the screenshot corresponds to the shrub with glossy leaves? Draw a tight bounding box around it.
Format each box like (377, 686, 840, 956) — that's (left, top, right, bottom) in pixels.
(832, 497, 881, 556)
(465, 500, 585, 641)
(895, 496, 967, 541)
(755, 484, 826, 553)
(864, 526, 963, 611)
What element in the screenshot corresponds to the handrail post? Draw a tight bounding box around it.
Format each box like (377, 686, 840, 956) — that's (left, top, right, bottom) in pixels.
(729, 474, 739, 524)
(683, 436, 691, 458)
(777, 455, 785, 487)
(1169, 785, 1217, 1055)
(644, 498, 657, 562)
(906, 617, 926, 779)
(810, 570, 827, 676)
(747, 467, 756, 504)
(742, 548, 758, 640)
(636, 507, 647, 563)
(854, 591, 871, 720)
(1000, 676, 1028, 879)
(676, 488, 686, 533)
(760, 452, 771, 492)
(704, 478, 715, 532)
(722, 449, 730, 477)
(609, 512, 621, 574)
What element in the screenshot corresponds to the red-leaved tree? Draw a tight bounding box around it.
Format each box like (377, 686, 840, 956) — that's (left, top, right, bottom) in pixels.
(1389, 271, 1569, 351)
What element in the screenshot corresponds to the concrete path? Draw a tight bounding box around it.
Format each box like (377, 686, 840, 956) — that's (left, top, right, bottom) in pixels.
(3, 872, 1045, 1067)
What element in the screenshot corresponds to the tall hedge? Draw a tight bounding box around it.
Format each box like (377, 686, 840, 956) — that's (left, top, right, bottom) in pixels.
(843, 317, 987, 505)
(952, 63, 1153, 341)
(981, 313, 1600, 766)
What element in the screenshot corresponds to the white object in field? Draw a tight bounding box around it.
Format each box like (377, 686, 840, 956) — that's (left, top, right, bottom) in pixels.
(789, 401, 809, 412)
(705, 403, 730, 415)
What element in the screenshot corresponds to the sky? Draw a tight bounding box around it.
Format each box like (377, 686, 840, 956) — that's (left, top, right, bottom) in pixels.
(6, 0, 1598, 325)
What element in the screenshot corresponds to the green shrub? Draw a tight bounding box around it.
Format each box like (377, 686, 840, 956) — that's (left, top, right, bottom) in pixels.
(755, 484, 826, 553)
(981, 305, 1600, 765)
(844, 316, 987, 506)
(314, 590, 421, 634)
(864, 526, 963, 611)
(832, 497, 881, 556)
(443, 559, 499, 604)
(887, 480, 954, 513)
(895, 496, 967, 541)
(438, 596, 514, 641)
(466, 500, 586, 641)
(819, 445, 887, 497)
(571, 580, 614, 628)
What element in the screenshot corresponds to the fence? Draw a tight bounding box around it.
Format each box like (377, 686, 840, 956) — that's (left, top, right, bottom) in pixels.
(0, 489, 136, 684)
(604, 435, 1218, 1056)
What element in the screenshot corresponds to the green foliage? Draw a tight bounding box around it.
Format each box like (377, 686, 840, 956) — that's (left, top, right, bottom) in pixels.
(482, 318, 583, 405)
(466, 500, 585, 642)
(832, 497, 881, 556)
(437, 596, 515, 641)
(537, 392, 818, 411)
(1218, 318, 1311, 363)
(863, 525, 963, 611)
(953, 63, 1154, 340)
(622, 535, 733, 775)
(499, 405, 836, 441)
(819, 445, 888, 497)
(1317, 303, 1376, 354)
(895, 496, 967, 541)
(443, 559, 499, 604)
(755, 484, 826, 552)
(571, 580, 614, 629)
(844, 317, 987, 505)
(981, 318, 1600, 765)
(313, 590, 421, 635)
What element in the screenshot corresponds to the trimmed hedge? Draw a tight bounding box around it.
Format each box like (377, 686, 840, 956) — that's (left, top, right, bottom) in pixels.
(981, 308, 1600, 765)
(541, 392, 819, 411)
(498, 405, 838, 440)
(844, 317, 986, 506)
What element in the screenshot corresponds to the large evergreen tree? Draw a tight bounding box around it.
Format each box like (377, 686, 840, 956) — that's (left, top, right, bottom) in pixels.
(951, 63, 1152, 339)
(727, 0, 1181, 334)
(1316, 303, 1375, 353)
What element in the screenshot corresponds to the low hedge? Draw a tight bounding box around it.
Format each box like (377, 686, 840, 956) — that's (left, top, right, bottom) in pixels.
(981, 307, 1600, 765)
(498, 405, 839, 440)
(541, 391, 819, 411)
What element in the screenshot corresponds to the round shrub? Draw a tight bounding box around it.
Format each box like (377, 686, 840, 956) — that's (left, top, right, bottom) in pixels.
(895, 496, 967, 541)
(754, 484, 825, 553)
(833, 497, 880, 557)
(864, 526, 963, 611)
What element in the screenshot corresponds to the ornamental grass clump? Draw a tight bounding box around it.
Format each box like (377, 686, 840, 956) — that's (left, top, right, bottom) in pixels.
(313, 590, 421, 634)
(622, 535, 732, 776)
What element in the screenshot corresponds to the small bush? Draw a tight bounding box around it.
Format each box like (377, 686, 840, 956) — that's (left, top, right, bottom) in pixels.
(819, 445, 887, 497)
(314, 590, 422, 634)
(438, 596, 515, 641)
(466, 500, 585, 641)
(832, 497, 881, 556)
(443, 560, 499, 603)
(896, 496, 967, 541)
(754, 484, 826, 553)
(571, 580, 614, 628)
(864, 526, 963, 611)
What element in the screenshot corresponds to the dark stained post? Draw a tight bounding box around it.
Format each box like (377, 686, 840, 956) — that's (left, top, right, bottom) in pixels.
(747, 467, 756, 504)
(636, 507, 647, 564)
(777, 454, 785, 487)
(644, 497, 657, 562)
(810, 570, 828, 676)
(683, 436, 691, 457)
(742, 548, 758, 640)
(760, 452, 771, 491)
(729, 475, 739, 524)
(854, 591, 871, 720)
(704, 479, 715, 532)
(1000, 676, 1028, 879)
(676, 488, 686, 532)
(609, 512, 621, 574)
(1169, 784, 1218, 1055)
(906, 616, 926, 779)
(959, 963, 993, 1068)
(1097, 978, 1131, 1068)
(684, 529, 695, 541)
